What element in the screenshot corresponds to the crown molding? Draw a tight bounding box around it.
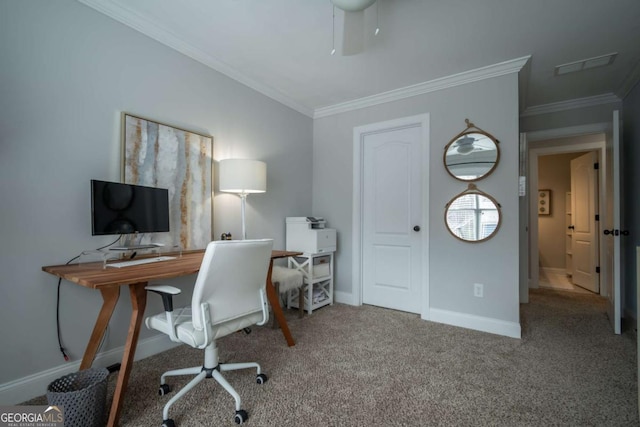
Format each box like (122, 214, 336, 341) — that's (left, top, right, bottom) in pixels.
(313, 56, 531, 119)
(520, 93, 621, 117)
(76, 0, 314, 118)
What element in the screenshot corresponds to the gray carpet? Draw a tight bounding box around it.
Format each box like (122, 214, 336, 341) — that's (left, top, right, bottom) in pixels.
(30, 289, 639, 426)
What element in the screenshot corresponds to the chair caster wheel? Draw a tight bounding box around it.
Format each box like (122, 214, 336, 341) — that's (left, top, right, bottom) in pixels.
(256, 373, 268, 385)
(162, 419, 175, 427)
(158, 384, 172, 396)
(234, 409, 248, 424)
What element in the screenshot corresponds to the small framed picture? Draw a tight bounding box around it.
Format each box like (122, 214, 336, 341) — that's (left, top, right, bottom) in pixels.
(538, 189, 551, 215)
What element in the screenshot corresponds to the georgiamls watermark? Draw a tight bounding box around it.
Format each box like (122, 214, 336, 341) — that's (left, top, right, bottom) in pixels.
(0, 406, 64, 427)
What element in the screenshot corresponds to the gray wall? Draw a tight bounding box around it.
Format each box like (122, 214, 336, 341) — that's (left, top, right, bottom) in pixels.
(0, 0, 312, 386)
(622, 82, 640, 320)
(313, 74, 521, 325)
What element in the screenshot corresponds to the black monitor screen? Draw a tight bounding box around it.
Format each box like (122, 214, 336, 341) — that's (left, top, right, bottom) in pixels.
(91, 180, 170, 235)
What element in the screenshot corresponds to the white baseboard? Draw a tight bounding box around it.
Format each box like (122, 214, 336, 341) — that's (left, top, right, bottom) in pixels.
(333, 291, 520, 338)
(0, 334, 179, 405)
(334, 291, 357, 306)
(430, 308, 522, 339)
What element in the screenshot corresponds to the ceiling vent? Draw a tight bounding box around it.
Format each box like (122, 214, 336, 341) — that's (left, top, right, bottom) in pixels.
(554, 53, 617, 76)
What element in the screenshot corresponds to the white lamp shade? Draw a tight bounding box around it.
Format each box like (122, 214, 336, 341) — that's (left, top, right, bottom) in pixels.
(219, 159, 266, 194)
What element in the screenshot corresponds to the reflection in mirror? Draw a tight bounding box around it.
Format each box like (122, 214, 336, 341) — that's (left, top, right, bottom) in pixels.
(444, 120, 499, 182)
(445, 184, 501, 243)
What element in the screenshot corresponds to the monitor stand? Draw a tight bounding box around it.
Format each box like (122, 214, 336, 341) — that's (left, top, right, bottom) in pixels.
(109, 234, 164, 251)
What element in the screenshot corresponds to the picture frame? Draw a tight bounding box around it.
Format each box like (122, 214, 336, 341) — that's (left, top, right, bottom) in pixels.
(122, 113, 213, 249)
(538, 189, 551, 215)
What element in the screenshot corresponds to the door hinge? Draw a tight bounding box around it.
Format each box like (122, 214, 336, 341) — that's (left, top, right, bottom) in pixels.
(595, 214, 599, 221)
(594, 162, 599, 170)
(596, 266, 600, 274)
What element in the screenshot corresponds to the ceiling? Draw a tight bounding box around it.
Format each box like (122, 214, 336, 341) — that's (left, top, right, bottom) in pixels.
(79, 0, 640, 118)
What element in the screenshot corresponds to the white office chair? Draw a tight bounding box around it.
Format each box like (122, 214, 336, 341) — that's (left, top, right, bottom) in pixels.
(145, 239, 274, 426)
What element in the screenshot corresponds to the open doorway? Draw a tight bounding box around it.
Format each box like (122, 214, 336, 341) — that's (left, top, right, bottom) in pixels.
(537, 150, 598, 294)
(528, 131, 607, 297)
(525, 113, 622, 335)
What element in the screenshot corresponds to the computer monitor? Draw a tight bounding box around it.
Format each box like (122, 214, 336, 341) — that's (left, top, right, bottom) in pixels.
(91, 179, 170, 236)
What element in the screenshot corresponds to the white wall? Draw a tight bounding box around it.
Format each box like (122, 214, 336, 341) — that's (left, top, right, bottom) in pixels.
(313, 74, 521, 334)
(0, 0, 312, 394)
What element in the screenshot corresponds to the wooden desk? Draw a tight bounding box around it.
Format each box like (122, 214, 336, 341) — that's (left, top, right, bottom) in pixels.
(42, 249, 301, 427)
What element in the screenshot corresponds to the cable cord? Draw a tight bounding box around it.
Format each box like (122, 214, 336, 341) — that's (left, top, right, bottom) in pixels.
(56, 235, 122, 361)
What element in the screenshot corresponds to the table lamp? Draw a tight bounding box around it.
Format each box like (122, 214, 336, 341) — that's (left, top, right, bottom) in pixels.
(219, 159, 267, 240)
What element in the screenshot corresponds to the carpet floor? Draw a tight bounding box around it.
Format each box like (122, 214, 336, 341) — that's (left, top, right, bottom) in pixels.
(28, 288, 638, 426)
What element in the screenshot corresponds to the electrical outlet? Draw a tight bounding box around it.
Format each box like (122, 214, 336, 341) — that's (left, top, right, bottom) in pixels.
(473, 283, 484, 298)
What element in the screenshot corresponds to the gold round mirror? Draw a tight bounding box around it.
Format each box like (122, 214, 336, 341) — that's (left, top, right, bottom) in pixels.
(444, 120, 500, 182)
(445, 184, 501, 243)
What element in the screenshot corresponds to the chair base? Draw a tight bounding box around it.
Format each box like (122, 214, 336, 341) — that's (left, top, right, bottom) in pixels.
(157, 344, 265, 425)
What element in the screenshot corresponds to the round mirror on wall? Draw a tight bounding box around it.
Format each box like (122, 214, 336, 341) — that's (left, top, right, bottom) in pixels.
(445, 184, 501, 243)
(444, 119, 500, 182)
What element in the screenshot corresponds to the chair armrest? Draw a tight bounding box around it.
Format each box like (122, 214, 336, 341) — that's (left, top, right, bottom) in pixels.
(145, 285, 181, 312)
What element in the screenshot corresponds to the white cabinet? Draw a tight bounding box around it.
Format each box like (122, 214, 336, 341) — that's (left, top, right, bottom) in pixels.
(285, 217, 336, 314)
(287, 252, 334, 314)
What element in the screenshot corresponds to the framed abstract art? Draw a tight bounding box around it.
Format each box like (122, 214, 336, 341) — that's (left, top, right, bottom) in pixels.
(122, 113, 213, 249)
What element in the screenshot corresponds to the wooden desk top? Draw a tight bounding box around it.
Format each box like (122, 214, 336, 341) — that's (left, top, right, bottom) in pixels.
(42, 249, 301, 289)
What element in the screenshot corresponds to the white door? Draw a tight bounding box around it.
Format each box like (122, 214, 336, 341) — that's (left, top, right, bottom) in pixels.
(362, 125, 423, 313)
(570, 151, 599, 292)
(604, 110, 622, 334)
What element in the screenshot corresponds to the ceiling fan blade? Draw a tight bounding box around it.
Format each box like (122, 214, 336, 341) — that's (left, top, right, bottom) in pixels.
(341, 10, 365, 56)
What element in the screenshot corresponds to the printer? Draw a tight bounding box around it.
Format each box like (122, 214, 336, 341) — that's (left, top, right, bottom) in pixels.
(286, 217, 337, 254)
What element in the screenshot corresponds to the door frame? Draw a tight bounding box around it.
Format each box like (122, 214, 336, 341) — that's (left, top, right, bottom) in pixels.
(352, 113, 430, 320)
(527, 124, 608, 295)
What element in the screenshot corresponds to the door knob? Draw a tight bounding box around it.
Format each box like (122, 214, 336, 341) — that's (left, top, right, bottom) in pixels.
(568, 225, 575, 230)
(413, 226, 421, 232)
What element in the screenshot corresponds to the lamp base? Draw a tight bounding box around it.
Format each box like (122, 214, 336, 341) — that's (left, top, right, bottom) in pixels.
(240, 193, 248, 240)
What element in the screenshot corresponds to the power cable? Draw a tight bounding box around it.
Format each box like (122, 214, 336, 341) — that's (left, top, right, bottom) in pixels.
(56, 235, 122, 361)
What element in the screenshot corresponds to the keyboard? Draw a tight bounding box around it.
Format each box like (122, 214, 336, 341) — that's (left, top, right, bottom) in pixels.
(106, 256, 176, 268)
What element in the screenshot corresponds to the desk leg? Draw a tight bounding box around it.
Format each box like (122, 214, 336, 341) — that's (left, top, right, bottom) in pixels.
(80, 287, 120, 370)
(266, 261, 295, 347)
(107, 282, 147, 427)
